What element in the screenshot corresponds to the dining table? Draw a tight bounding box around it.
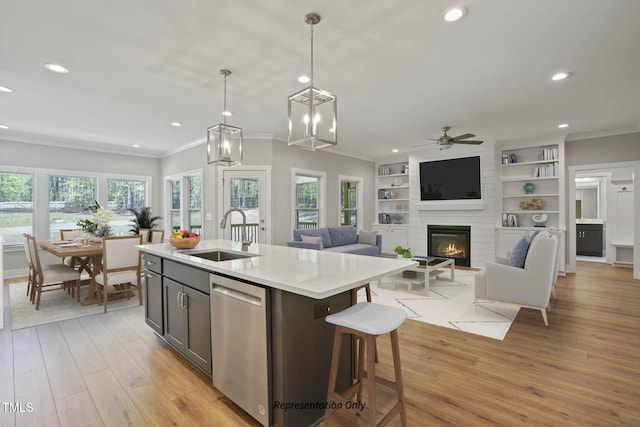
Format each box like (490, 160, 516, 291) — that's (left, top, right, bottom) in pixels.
(39, 239, 105, 306)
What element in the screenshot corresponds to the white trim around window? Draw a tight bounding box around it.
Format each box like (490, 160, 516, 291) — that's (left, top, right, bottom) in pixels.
(291, 167, 326, 231)
(338, 174, 364, 229)
(164, 168, 203, 235)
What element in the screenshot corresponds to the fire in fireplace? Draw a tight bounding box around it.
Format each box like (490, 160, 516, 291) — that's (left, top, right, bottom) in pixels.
(427, 225, 471, 267)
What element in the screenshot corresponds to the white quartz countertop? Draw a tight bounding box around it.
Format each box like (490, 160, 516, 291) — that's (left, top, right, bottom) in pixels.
(138, 239, 417, 299)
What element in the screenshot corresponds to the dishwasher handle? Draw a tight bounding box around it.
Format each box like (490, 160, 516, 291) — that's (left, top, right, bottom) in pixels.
(212, 285, 263, 307)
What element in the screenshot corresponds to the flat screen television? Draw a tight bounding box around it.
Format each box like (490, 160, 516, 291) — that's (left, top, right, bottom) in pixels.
(419, 156, 481, 201)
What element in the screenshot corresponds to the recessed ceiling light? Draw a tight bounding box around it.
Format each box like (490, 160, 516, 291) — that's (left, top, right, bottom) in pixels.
(222, 111, 233, 117)
(443, 7, 466, 22)
(298, 75, 310, 83)
(171, 122, 182, 127)
(551, 72, 570, 81)
(0, 86, 13, 93)
(44, 63, 70, 74)
(132, 144, 140, 148)
(0, 125, 9, 129)
(392, 149, 399, 153)
(558, 123, 569, 128)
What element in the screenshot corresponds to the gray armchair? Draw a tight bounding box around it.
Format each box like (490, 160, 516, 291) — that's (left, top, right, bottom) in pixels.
(475, 232, 559, 326)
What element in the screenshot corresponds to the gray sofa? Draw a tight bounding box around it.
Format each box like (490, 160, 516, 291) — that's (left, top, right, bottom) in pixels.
(287, 226, 382, 256)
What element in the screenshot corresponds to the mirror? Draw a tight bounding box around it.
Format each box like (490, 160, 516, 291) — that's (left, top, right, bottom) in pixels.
(575, 181, 600, 219)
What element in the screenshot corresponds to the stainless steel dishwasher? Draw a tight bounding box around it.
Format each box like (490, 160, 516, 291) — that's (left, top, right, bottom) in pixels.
(210, 274, 270, 427)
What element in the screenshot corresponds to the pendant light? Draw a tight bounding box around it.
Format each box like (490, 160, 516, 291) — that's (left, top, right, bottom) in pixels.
(288, 13, 337, 150)
(207, 69, 243, 165)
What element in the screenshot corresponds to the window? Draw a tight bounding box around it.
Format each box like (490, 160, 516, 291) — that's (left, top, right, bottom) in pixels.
(170, 179, 181, 232)
(108, 178, 146, 236)
(165, 170, 203, 234)
(292, 169, 326, 230)
(340, 179, 360, 227)
(1, 166, 151, 247)
(0, 172, 34, 245)
(48, 175, 96, 241)
(189, 176, 202, 235)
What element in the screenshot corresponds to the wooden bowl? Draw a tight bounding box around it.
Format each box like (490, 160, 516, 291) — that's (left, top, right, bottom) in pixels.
(169, 237, 200, 249)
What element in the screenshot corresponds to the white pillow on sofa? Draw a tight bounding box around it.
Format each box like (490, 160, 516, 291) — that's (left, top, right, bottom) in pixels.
(358, 230, 378, 246)
(301, 235, 324, 249)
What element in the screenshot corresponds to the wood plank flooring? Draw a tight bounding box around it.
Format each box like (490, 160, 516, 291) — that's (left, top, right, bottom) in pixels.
(1, 261, 639, 426)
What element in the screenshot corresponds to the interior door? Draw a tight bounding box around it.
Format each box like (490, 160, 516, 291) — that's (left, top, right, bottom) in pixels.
(222, 170, 268, 244)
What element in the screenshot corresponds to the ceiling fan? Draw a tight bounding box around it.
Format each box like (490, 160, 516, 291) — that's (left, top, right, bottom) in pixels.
(430, 126, 484, 150)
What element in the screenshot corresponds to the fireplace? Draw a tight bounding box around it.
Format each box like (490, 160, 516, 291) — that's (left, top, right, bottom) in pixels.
(427, 225, 471, 267)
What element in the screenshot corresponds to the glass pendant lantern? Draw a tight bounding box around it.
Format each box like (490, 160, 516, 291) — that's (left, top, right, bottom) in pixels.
(288, 13, 337, 150)
(207, 69, 243, 165)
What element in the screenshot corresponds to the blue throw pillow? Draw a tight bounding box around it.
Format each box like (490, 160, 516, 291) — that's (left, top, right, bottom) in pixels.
(509, 236, 530, 268)
(526, 230, 540, 244)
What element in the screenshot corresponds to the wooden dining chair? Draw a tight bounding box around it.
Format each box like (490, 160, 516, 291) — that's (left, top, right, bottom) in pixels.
(139, 228, 150, 243)
(22, 233, 36, 301)
(150, 229, 165, 243)
(26, 234, 81, 310)
(95, 235, 143, 313)
(59, 228, 83, 294)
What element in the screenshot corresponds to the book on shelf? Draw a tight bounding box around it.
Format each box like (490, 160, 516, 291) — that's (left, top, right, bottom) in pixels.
(532, 162, 558, 177)
(502, 213, 519, 227)
(502, 153, 518, 164)
(542, 147, 559, 161)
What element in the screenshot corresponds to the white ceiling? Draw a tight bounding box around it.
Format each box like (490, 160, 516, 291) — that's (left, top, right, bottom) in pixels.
(1, 0, 639, 161)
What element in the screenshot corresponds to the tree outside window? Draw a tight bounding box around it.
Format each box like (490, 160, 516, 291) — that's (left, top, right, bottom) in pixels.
(0, 172, 34, 245)
(48, 175, 97, 240)
(295, 175, 318, 229)
(108, 178, 146, 236)
(340, 180, 358, 227)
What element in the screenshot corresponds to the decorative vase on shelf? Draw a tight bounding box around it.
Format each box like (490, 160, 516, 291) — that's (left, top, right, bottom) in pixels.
(523, 182, 535, 194)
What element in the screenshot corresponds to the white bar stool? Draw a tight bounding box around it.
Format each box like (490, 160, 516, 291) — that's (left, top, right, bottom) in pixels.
(325, 302, 407, 426)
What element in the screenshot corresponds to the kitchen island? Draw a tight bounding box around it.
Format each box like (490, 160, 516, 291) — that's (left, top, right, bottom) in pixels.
(138, 239, 416, 427)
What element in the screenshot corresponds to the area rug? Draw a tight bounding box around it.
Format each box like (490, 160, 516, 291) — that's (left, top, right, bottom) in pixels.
(357, 269, 519, 340)
(8, 281, 143, 330)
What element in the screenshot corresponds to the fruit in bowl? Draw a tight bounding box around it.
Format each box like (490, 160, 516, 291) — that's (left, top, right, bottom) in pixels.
(169, 230, 200, 249)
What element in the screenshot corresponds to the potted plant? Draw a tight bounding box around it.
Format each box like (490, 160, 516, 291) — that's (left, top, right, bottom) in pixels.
(393, 245, 412, 258)
(128, 207, 161, 241)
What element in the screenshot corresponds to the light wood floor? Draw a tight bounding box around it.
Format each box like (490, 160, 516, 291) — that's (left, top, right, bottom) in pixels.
(1, 261, 639, 426)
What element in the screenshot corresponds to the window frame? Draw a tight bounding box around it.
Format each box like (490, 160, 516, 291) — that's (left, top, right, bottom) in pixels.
(164, 168, 203, 235)
(0, 164, 151, 249)
(338, 174, 363, 229)
(291, 168, 326, 230)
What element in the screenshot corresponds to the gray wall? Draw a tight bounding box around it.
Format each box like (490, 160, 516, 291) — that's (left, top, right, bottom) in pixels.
(270, 140, 376, 245)
(564, 132, 640, 221)
(564, 132, 640, 277)
(160, 138, 274, 240)
(160, 137, 376, 245)
(1, 138, 162, 274)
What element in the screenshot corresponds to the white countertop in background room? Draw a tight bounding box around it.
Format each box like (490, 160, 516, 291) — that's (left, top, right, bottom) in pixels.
(138, 239, 417, 299)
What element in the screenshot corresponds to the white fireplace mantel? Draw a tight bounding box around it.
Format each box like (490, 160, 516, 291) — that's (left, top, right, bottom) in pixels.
(417, 200, 486, 210)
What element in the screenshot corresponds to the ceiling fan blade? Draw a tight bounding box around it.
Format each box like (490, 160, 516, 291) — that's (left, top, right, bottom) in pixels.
(454, 140, 483, 145)
(451, 133, 475, 141)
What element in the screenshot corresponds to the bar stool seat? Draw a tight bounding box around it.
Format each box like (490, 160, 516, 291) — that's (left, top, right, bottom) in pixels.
(325, 302, 407, 426)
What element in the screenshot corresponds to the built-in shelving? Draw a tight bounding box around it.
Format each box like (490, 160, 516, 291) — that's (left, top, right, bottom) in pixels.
(496, 140, 566, 273)
(499, 143, 563, 229)
(376, 161, 409, 225)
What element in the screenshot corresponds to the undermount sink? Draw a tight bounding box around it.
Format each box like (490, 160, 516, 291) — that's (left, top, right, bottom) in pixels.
(185, 250, 259, 262)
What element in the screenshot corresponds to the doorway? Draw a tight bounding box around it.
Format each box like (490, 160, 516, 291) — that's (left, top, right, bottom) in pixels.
(218, 167, 271, 244)
(568, 162, 637, 275)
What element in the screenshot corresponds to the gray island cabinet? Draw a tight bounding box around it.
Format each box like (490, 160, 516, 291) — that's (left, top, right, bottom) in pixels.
(139, 239, 415, 427)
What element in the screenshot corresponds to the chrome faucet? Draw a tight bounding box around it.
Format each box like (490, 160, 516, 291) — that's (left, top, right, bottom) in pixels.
(220, 208, 251, 251)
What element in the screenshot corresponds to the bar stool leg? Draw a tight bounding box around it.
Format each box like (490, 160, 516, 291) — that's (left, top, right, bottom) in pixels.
(366, 334, 377, 427)
(325, 327, 343, 426)
(390, 329, 407, 426)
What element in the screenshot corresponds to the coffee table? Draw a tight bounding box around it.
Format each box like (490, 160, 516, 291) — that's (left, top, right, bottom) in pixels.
(381, 256, 455, 295)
